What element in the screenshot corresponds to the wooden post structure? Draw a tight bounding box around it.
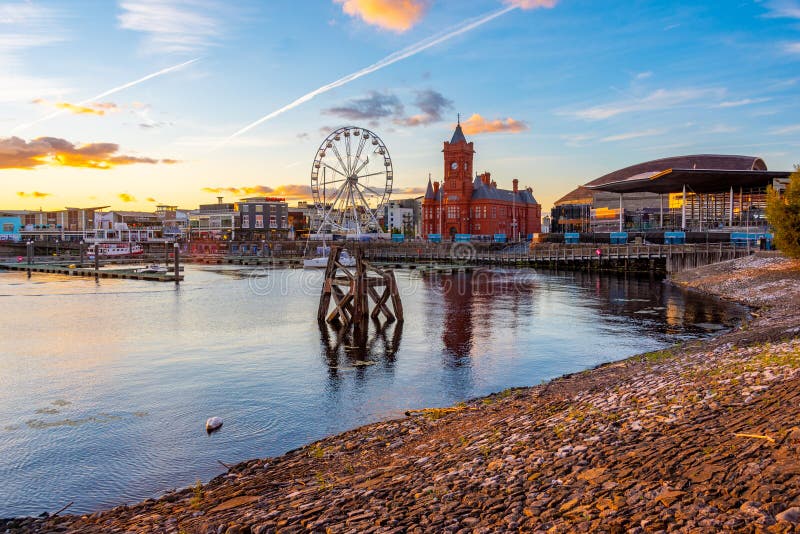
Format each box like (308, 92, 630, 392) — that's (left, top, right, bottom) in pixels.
(94, 244, 100, 281)
(317, 246, 403, 342)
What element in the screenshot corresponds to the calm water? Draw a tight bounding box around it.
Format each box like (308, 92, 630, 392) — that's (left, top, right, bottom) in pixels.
(0, 265, 746, 516)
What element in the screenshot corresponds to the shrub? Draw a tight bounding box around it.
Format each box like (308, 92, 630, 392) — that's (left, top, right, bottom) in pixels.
(766, 165, 800, 258)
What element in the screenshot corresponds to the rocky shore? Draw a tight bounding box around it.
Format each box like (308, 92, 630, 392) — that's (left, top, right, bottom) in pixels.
(6, 253, 800, 533)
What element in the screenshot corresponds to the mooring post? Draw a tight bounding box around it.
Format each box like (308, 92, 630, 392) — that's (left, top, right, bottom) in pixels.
(165, 241, 170, 267)
(174, 242, 180, 285)
(27, 240, 32, 278)
(94, 244, 100, 281)
(79, 240, 85, 268)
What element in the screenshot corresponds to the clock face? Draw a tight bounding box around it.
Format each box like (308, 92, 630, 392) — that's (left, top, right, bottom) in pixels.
(450, 161, 458, 170)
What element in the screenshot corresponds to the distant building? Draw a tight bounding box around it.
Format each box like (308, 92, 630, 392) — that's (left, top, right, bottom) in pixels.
(422, 120, 542, 240)
(189, 197, 239, 241)
(156, 205, 190, 240)
(383, 200, 415, 235)
(552, 155, 791, 234)
(0, 215, 21, 241)
(236, 197, 289, 240)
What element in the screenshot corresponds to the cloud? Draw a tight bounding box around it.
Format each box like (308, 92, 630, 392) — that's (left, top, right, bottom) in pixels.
(394, 186, 426, 195)
(565, 88, 725, 120)
(0, 3, 69, 103)
(0, 136, 176, 170)
(771, 124, 800, 135)
(118, 193, 136, 202)
(16, 191, 51, 198)
(118, 0, 224, 53)
(324, 91, 404, 120)
(459, 113, 529, 135)
(32, 99, 119, 116)
(504, 0, 558, 8)
(201, 184, 313, 200)
(221, 5, 519, 144)
(334, 0, 429, 32)
(396, 89, 453, 126)
(146, 197, 157, 202)
(635, 71, 653, 80)
(161, 158, 181, 164)
(15, 58, 199, 132)
(297, 132, 310, 140)
(785, 42, 800, 54)
(762, 1, 800, 20)
(718, 98, 770, 108)
(600, 129, 664, 142)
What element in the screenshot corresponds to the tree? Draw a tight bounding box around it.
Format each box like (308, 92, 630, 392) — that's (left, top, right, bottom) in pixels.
(766, 165, 800, 258)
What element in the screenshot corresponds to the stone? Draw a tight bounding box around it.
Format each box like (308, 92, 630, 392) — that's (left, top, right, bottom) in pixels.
(776, 507, 800, 523)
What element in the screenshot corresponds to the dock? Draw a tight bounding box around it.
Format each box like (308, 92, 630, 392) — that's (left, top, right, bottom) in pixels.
(0, 262, 183, 282)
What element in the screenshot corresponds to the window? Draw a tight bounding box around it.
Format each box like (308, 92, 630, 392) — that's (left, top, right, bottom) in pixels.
(242, 214, 250, 228)
(255, 205, 263, 213)
(2, 223, 13, 232)
(447, 206, 458, 219)
(269, 215, 277, 228)
(491, 206, 497, 219)
(255, 214, 264, 228)
(483, 206, 487, 218)
(281, 216, 287, 228)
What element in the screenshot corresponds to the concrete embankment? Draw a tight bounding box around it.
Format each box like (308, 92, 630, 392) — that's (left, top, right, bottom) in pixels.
(6, 253, 800, 533)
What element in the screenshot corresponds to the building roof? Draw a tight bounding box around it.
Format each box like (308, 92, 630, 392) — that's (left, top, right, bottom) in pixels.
(553, 186, 593, 206)
(471, 179, 539, 204)
(425, 177, 435, 199)
(586, 154, 767, 188)
(450, 122, 467, 144)
(585, 168, 791, 194)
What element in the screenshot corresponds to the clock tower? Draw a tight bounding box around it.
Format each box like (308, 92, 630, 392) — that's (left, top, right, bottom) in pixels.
(443, 115, 475, 198)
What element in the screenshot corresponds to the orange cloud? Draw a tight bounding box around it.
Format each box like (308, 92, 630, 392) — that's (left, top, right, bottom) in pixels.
(146, 197, 157, 202)
(459, 113, 529, 135)
(505, 0, 559, 9)
(0, 136, 176, 170)
(17, 191, 51, 198)
(335, 0, 428, 32)
(34, 99, 119, 116)
(118, 193, 136, 203)
(201, 184, 313, 201)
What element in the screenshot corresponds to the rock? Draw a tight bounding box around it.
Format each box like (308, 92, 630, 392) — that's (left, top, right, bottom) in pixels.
(206, 417, 223, 433)
(776, 507, 800, 523)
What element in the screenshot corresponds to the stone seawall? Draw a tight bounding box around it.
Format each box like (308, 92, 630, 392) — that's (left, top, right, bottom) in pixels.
(6, 253, 800, 533)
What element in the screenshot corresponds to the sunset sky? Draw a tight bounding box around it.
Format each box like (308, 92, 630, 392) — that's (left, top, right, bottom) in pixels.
(2, 0, 799, 212)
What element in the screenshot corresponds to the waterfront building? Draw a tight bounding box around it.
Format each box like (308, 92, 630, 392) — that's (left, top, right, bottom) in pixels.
(383, 200, 415, 235)
(422, 120, 542, 240)
(189, 197, 239, 243)
(94, 210, 164, 242)
(0, 215, 21, 241)
(552, 155, 792, 234)
(156, 205, 190, 240)
(236, 197, 289, 241)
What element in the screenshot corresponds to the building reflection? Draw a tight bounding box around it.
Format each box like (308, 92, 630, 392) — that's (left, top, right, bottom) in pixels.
(425, 269, 537, 359)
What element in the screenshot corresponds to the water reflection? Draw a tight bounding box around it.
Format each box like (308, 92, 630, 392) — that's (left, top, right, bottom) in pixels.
(319, 319, 403, 381)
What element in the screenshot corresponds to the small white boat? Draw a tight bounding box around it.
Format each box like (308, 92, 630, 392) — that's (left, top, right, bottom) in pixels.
(136, 264, 168, 274)
(303, 249, 356, 269)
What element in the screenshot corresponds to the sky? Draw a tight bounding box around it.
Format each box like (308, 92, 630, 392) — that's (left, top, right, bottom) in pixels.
(1, 0, 799, 213)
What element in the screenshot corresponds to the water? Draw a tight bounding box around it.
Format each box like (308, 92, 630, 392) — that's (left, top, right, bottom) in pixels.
(0, 265, 746, 516)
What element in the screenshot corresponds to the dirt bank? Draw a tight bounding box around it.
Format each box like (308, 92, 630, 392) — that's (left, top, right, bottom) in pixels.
(6, 253, 800, 533)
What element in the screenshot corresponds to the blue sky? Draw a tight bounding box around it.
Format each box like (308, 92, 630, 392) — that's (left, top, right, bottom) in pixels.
(1, 0, 799, 211)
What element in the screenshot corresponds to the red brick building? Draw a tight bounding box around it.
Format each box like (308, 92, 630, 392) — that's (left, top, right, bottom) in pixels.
(422, 121, 542, 240)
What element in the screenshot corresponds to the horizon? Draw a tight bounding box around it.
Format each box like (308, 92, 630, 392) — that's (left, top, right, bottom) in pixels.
(2, 0, 799, 214)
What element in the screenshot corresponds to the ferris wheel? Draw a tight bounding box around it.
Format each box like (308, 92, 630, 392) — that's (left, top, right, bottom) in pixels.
(311, 126, 393, 235)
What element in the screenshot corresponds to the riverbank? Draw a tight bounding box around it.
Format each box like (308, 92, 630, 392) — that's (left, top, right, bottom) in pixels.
(7, 253, 800, 533)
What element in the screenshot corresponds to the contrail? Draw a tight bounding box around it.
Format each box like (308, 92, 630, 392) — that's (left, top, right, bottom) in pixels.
(13, 57, 200, 132)
(219, 5, 517, 147)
